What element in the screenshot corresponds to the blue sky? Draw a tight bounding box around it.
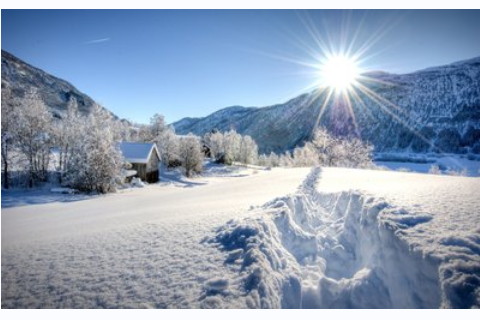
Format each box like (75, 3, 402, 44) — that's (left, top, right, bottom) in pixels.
(2, 10, 480, 124)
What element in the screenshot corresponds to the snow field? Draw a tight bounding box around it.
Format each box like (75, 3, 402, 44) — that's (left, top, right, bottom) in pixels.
(1, 167, 310, 308)
(2, 166, 478, 308)
(206, 167, 480, 308)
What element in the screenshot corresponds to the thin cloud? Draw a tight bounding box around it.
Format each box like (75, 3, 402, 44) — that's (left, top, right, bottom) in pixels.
(84, 37, 111, 45)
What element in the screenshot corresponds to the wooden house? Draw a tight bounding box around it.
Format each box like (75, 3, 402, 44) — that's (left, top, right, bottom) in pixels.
(119, 142, 161, 183)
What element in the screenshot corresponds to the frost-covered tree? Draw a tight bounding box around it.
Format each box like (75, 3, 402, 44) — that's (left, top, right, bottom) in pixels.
(64, 106, 123, 193)
(203, 130, 259, 165)
(343, 138, 374, 168)
(137, 113, 182, 169)
(267, 152, 280, 167)
(1, 87, 16, 189)
(53, 98, 82, 179)
(257, 154, 269, 167)
(309, 128, 373, 168)
(310, 128, 337, 166)
(293, 144, 319, 167)
(279, 151, 294, 167)
(428, 164, 441, 175)
(112, 120, 133, 142)
(132, 123, 153, 143)
(207, 131, 225, 162)
(239, 135, 259, 165)
(178, 134, 203, 177)
(160, 129, 180, 167)
(12, 93, 53, 187)
(223, 130, 242, 165)
(149, 113, 168, 140)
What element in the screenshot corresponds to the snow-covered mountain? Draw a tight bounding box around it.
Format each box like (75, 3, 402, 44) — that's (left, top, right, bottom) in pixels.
(1, 50, 116, 119)
(174, 57, 480, 154)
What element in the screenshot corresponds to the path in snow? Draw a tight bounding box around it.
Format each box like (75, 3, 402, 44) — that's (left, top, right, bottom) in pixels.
(205, 168, 480, 308)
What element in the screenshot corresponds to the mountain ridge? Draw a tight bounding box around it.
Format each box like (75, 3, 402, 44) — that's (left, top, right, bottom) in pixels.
(173, 57, 480, 154)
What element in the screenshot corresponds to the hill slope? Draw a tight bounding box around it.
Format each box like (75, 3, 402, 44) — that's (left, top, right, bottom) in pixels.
(1, 50, 114, 119)
(174, 57, 480, 154)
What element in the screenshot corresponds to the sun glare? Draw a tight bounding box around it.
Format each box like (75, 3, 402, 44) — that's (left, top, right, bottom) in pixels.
(319, 55, 360, 93)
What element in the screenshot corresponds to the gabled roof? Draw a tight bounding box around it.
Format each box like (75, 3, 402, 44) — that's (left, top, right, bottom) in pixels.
(118, 142, 161, 164)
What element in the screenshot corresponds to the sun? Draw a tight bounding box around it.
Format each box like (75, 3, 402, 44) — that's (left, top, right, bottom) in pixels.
(319, 55, 360, 93)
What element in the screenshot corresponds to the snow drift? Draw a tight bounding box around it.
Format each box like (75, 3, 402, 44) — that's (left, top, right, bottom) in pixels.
(206, 167, 479, 308)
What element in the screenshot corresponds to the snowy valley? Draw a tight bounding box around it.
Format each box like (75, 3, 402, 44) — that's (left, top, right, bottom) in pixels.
(1, 48, 480, 310)
(174, 57, 480, 155)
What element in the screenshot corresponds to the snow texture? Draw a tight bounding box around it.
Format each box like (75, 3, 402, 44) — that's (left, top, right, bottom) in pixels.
(206, 167, 480, 308)
(2, 166, 478, 308)
(1, 167, 310, 308)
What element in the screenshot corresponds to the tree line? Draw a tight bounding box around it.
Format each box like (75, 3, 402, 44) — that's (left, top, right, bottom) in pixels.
(1, 93, 208, 191)
(2, 92, 374, 193)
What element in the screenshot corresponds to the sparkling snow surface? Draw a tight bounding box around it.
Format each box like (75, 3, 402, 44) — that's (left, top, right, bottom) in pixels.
(1, 167, 309, 307)
(2, 166, 479, 308)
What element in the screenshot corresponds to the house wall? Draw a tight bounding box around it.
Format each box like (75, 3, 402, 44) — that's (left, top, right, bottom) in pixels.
(146, 151, 160, 183)
(130, 151, 160, 183)
(146, 152, 160, 173)
(131, 163, 147, 181)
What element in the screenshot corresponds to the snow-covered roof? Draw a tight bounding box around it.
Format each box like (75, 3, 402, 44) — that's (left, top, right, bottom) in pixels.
(118, 142, 160, 164)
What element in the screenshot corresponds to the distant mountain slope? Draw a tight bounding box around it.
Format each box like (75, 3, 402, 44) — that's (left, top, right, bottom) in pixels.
(1, 50, 115, 119)
(174, 57, 480, 154)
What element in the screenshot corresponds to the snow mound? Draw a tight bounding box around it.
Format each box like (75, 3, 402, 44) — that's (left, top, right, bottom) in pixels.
(131, 177, 146, 188)
(205, 218, 302, 308)
(207, 167, 480, 308)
